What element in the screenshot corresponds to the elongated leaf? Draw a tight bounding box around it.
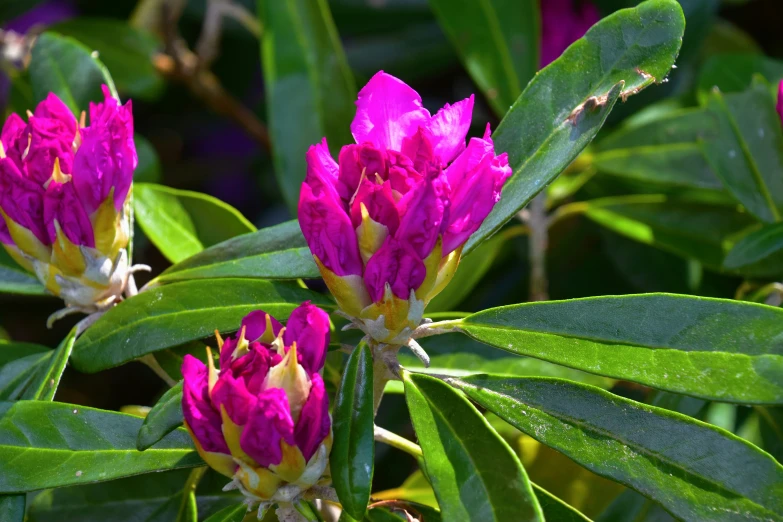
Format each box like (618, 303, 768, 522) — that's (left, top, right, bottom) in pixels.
(0, 495, 24, 522)
(532, 485, 591, 522)
(53, 18, 163, 100)
(698, 54, 783, 101)
(428, 0, 538, 116)
(71, 279, 331, 373)
(724, 221, 783, 271)
(138, 381, 184, 451)
(134, 183, 255, 264)
(0, 341, 51, 400)
(29, 32, 116, 115)
(332, 343, 374, 519)
(455, 375, 783, 521)
(153, 220, 318, 285)
(0, 401, 200, 493)
(456, 293, 783, 404)
(702, 80, 783, 223)
(260, 0, 357, 213)
(0, 248, 45, 295)
(21, 327, 76, 401)
(202, 503, 247, 522)
(403, 372, 543, 521)
(465, 0, 685, 253)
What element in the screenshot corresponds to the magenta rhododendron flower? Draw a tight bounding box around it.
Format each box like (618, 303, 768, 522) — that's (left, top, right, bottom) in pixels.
(299, 71, 511, 344)
(0, 86, 137, 313)
(540, 0, 600, 67)
(777, 80, 783, 126)
(182, 302, 332, 503)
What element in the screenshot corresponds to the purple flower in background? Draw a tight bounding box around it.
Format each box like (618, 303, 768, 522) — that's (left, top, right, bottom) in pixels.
(540, 0, 600, 67)
(299, 71, 511, 344)
(182, 302, 332, 502)
(777, 80, 783, 126)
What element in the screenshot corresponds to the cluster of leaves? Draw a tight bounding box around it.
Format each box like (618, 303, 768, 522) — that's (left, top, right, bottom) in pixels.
(1, 0, 782, 521)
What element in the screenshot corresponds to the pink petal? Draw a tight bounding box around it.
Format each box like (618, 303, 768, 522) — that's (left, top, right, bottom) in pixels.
(777, 80, 783, 126)
(387, 151, 423, 196)
(211, 369, 257, 427)
(282, 301, 330, 374)
(400, 126, 438, 176)
(0, 158, 48, 245)
(363, 237, 426, 301)
(396, 174, 445, 259)
(25, 116, 75, 184)
(241, 310, 283, 343)
(426, 95, 474, 164)
(294, 373, 331, 462)
(1, 113, 27, 173)
(227, 342, 275, 396)
(349, 177, 400, 233)
(181, 355, 229, 454)
(240, 387, 296, 468)
(337, 143, 388, 202)
(351, 71, 430, 151)
(43, 180, 94, 247)
(34, 93, 77, 136)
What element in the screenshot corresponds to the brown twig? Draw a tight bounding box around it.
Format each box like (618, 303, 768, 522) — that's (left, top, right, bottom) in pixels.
(520, 192, 549, 302)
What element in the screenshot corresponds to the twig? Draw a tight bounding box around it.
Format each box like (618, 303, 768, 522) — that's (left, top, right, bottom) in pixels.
(139, 353, 178, 387)
(374, 425, 423, 458)
(520, 192, 549, 302)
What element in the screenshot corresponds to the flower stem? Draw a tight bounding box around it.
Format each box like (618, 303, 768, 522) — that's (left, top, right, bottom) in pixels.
(374, 425, 423, 459)
(139, 354, 178, 387)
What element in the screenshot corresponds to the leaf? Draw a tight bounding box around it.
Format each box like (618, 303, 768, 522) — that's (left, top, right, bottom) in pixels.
(457, 293, 783, 404)
(52, 18, 163, 100)
(21, 327, 77, 401)
(29, 32, 117, 116)
(154, 342, 208, 383)
(202, 503, 248, 522)
(137, 381, 184, 451)
(0, 341, 52, 400)
(0, 401, 201, 493)
(27, 469, 240, 522)
(455, 375, 783, 521)
(698, 54, 783, 102)
(0, 248, 45, 296)
(702, 80, 783, 223)
(0, 495, 24, 522)
(135, 135, 162, 184)
(332, 343, 374, 519)
(723, 221, 783, 274)
(532, 484, 591, 522)
(134, 183, 255, 264)
(579, 195, 756, 271)
(592, 108, 723, 190)
(152, 220, 318, 285)
(71, 278, 331, 373)
(403, 372, 543, 521)
(465, 0, 685, 253)
(427, 0, 538, 116)
(260, 0, 357, 214)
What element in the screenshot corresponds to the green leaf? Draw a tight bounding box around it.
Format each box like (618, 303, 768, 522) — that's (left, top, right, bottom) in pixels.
(724, 221, 783, 273)
(428, 0, 538, 116)
(592, 108, 723, 190)
(0, 495, 24, 522)
(0, 248, 45, 296)
(137, 381, 184, 451)
(455, 375, 783, 521)
(29, 32, 117, 116)
(135, 135, 162, 184)
(332, 343, 374, 519)
(260, 0, 357, 214)
(0, 401, 201, 493)
(532, 484, 591, 522)
(0, 341, 52, 400)
(71, 278, 331, 373)
(465, 0, 685, 253)
(134, 183, 255, 264)
(152, 220, 318, 285)
(457, 293, 783, 404)
(579, 195, 755, 271)
(702, 80, 783, 223)
(698, 54, 783, 102)
(21, 327, 77, 401)
(153, 342, 208, 383)
(52, 18, 163, 100)
(202, 503, 248, 522)
(403, 372, 543, 521)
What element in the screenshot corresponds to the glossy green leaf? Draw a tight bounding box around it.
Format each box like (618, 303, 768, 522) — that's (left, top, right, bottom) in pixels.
(456, 293, 783, 404)
(579, 195, 755, 270)
(134, 183, 255, 264)
(428, 0, 538, 116)
(53, 18, 163, 100)
(466, 0, 685, 253)
(202, 503, 248, 522)
(0, 495, 24, 522)
(29, 32, 117, 115)
(332, 343, 374, 519)
(152, 220, 318, 285)
(403, 372, 543, 521)
(27, 469, 240, 522)
(0, 248, 45, 295)
(724, 221, 783, 274)
(260, 0, 357, 213)
(702, 80, 783, 223)
(698, 54, 783, 101)
(0, 341, 52, 400)
(455, 375, 783, 521)
(0, 401, 201, 493)
(593, 108, 722, 190)
(137, 381, 184, 451)
(532, 484, 591, 522)
(21, 327, 77, 401)
(71, 278, 331, 373)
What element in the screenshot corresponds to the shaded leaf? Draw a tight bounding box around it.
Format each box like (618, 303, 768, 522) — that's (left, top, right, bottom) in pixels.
(137, 381, 184, 451)
(202, 503, 248, 522)
(0, 248, 45, 296)
(532, 484, 591, 522)
(0, 341, 51, 400)
(698, 54, 783, 101)
(21, 327, 77, 401)
(0, 495, 24, 522)
(724, 221, 783, 273)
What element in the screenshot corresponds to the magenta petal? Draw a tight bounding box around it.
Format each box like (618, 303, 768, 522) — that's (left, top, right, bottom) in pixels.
(25, 116, 75, 184)
(0, 158, 48, 245)
(211, 370, 257, 426)
(294, 373, 330, 462)
(1, 113, 27, 172)
(540, 0, 600, 67)
(182, 355, 229, 454)
(396, 175, 445, 259)
(349, 177, 400, 233)
(228, 342, 274, 396)
(777, 80, 783, 126)
(240, 388, 296, 468)
(364, 237, 426, 301)
(350, 71, 431, 151)
(337, 144, 388, 202)
(43, 181, 94, 247)
(241, 310, 283, 343)
(34, 93, 77, 136)
(426, 95, 474, 164)
(283, 302, 330, 374)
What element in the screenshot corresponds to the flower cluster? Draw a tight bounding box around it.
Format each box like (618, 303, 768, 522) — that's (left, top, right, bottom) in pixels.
(182, 302, 332, 507)
(0, 86, 136, 314)
(299, 71, 511, 344)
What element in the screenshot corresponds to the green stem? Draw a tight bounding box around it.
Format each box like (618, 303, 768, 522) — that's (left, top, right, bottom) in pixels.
(176, 466, 207, 522)
(372, 345, 394, 416)
(139, 354, 178, 387)
(374, 425, 423, 459)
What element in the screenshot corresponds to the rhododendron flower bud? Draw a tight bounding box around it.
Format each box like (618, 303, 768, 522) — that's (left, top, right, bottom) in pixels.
(540, 0, 600, 67)
(0, 86, 138, 317)
(182, 302, 332, 508)
(300, 71, 511, 344)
